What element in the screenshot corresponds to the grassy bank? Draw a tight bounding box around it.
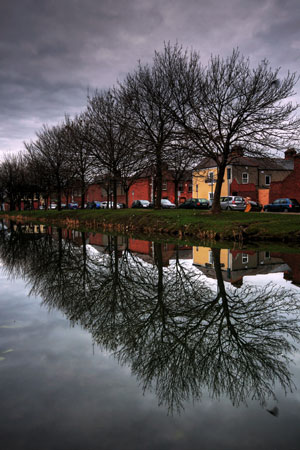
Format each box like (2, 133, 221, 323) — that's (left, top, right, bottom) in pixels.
(1, 208, 300, 243)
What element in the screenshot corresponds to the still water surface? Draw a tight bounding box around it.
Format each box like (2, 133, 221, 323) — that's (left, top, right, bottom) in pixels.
(1, 222, 300, 449)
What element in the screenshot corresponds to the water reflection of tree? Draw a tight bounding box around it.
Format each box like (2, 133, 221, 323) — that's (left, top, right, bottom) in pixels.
(1, 226, 300, 413)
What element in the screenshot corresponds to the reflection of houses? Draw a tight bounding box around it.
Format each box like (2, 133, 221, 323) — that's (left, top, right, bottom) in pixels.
(128, 239, 192, 267)
(87, 233, 127, 256)
(11, 223, 48, 235)
(86, 233, 192, 267)
(193, 247, 290, 286)
(193, 148, 299, 206)
(269, 252, 300, 286)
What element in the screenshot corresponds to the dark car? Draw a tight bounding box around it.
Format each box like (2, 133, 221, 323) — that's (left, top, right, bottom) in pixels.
(86, 201, 102, 209)
(132, 200, 152, 208)
(68, 202, 78, 209)
(179, 198, 210, 209)
(248, 201, 263, 212)
(264, 198, 300, 212)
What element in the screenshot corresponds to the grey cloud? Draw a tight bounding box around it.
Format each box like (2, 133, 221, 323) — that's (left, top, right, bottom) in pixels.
(0, 0, 300, 155)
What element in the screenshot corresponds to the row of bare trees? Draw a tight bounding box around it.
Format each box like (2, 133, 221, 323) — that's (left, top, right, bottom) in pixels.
(1, 44, 300, 212)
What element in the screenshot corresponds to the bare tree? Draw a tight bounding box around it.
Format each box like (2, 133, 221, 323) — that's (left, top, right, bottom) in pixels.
(25, 124, 74, 210)
(64, 114, 94, 209)
(119, 58, 178, 208)
(0, 152, 27, 210)
(156, 44, 300, 213)
(86, 89, 143, 208)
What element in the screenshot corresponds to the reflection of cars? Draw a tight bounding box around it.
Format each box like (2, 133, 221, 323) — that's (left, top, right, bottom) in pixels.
(68, 202, 78, 209)
(247, 201, 263, 212)
(161, 199, 176, 209)
(264, 198, 300, 212)
(220, 196, 246, 211)
(132, 200, 151, 208)
(179, 198, 210, 209)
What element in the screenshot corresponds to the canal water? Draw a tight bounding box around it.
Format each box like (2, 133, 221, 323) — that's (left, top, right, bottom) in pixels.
(1, 221, 300, 450)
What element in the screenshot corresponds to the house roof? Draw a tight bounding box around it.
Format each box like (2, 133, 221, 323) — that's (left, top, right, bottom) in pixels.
(195, 155, 294, 171)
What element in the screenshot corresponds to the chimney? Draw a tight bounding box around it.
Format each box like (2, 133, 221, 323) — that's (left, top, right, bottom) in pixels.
(285, 148, 297, 159)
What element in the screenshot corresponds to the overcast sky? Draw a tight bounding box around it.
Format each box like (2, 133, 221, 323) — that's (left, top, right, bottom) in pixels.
(1, 0, 300, 157)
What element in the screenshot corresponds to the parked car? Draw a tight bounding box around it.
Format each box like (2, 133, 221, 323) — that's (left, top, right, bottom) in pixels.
(247, 201, 263, 212)
(50, 203, 57, 210)
(99, 201, 122, 209)
(264, 198, 300, 212)
(99, 201, 113, 209)
(179, 198, 210, 209)
(161, 199, 176, 209)
(68, 202, 78, 209)
(86, 201, 101, 209)
(220, 196, 246, 211)
(132, 200, 152, 208)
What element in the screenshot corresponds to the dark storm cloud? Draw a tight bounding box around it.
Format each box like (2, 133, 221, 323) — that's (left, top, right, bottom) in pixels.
(0, 0, 300, 154)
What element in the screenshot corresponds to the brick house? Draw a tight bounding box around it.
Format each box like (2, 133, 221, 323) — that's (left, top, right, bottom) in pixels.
(193, 148, 296, 206)
(86, 168, 193, 207)
(268, 149, 300, 203)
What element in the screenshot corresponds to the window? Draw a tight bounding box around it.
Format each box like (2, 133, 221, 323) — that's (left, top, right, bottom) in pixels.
(265, 175, 271, 185)
(209, 192, 214, 200)
(227, 168, 231, 180)
(242, 253, 248, 264)
(208, 172, 214, 184)
(242, 173, 249, 184)
(196, 184, 198, 193)
(162, 180, 167, 190)
(209, 251, 214, 265)
(265, 251, 270, 259)
(178, 183, 183, 193)
(188, 184, 192, 193)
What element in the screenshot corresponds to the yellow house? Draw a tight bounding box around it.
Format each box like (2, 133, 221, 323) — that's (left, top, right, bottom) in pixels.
(192, 149, 296, 205)
(192, 165, 232, 201)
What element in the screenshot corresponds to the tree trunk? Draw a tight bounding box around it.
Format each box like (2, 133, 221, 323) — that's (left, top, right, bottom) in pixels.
(155, 147, 162, 209)
(113, 176, 117, 209)
(174, 179, 179, 207)
(211, 162, 226, 214)
(125, 188, 129, 208)
(81, 182, 85, 209)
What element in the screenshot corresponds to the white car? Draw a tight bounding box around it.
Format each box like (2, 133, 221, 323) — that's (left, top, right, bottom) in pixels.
(161, 199, 176, 209)
(99, 201, 122, 209)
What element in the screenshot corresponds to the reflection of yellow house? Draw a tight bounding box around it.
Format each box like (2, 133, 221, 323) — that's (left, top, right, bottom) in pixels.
(193, 166, 231, 201)
(193, 246, 288, 286)
(193, 247, 229, 268)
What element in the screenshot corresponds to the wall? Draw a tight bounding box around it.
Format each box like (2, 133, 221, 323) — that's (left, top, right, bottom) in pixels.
(258, 189, 269, 206)
(193, 168, 229, 200)
(230, 179, 257, 200)
(269, 156, 300, 203)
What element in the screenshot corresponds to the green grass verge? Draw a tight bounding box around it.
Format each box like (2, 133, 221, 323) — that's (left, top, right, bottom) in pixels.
(1, 208, 300, 243)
